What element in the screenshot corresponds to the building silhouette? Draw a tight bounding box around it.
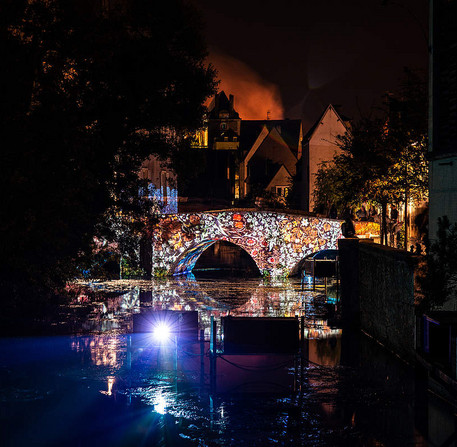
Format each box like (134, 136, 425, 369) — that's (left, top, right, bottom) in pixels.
(429, 0, 457, 239)
(182, 91, 348, 212)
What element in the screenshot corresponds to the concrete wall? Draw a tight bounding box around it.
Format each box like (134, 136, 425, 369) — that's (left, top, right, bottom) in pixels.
(339, 238, 417, 361)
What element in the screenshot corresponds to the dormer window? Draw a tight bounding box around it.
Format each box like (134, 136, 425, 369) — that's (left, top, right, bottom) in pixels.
(219, 112, 229, 118)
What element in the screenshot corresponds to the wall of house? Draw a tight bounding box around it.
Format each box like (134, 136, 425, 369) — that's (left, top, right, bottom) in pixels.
(267, 167, 292, 193)
(266, 166, 292, 204)
(429, 156, 457, 241)
(140, 155, 178, 214)
(299, 144, 310, 211)
(251, 129, 297, 175)
(209, 119, 241, 147)
(307, 108, 346, 212)
(240, 126, 270, 198)
(429, 0, 457, 242)
(213, 141, 239, 150)
(339, 238, 417, 362)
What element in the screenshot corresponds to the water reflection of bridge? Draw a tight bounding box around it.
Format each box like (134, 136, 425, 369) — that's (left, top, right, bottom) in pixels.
(80, 278, 341, 340)
(152, 209, 342, 277)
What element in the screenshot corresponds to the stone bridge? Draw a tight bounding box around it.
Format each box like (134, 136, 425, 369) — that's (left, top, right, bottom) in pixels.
(152, 209, 343, 277)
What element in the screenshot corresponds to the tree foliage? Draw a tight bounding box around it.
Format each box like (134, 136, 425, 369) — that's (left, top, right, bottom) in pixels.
(314, 115, 397, 213)
(0, 0, 216, 315)
(313, 69, 428, 243)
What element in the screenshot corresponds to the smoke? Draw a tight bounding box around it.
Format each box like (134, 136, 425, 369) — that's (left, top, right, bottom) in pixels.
(208, 51, 284, 120)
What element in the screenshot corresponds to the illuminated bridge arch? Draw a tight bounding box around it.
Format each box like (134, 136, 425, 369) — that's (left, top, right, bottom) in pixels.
(152, 210, 343, 277)
(171, 239, 260, 276)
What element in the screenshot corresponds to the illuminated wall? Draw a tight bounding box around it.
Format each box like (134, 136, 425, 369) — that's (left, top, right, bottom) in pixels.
(152, 210, 342, 276)
(300, 105, 349, 212)
(140, 155, 178, 214)
(147, 184, 178, 215)
(191, 128, 208, 148)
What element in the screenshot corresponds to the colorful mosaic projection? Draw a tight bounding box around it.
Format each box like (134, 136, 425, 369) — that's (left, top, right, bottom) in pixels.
(152, 211, 343, 277)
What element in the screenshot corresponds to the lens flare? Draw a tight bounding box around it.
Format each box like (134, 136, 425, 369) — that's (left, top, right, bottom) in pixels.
(153, 322, 172, 343)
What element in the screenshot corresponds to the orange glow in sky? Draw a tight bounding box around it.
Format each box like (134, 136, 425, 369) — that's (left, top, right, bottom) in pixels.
(208, 51, 284, 120)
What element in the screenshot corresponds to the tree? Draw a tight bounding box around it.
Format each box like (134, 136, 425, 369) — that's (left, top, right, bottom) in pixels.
(383, 69, 429, 246)
(313, 69, 428, 246)
(0, 0, 216, 319)
(314, 115, 399, 241)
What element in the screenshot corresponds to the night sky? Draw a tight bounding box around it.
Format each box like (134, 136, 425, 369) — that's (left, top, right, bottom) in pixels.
(192, 0, 428, 128)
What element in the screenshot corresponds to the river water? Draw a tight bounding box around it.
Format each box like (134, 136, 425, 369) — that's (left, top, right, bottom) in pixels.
(0, 276, 454, 446)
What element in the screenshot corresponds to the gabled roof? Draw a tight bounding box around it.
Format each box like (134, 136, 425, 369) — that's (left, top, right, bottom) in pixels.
(240, 119, 302, 155)
(242, 126, 297, 190)
(266, 164, 293, 190)
(243, 125, 297, 166)
(242, 125, 270, 166)
(208, 91, 240, 119)
(303, 104, 350, 142)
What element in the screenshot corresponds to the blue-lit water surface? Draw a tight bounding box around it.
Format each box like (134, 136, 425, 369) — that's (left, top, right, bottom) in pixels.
(0, 276, 447, 446)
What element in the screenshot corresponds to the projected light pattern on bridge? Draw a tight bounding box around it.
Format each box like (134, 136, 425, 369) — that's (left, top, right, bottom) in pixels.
(152, 210, 342, 277)
(173, 240, 217, 275)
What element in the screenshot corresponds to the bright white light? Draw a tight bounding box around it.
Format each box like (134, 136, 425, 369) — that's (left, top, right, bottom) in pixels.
(107, 376, 115, 396)
(154, 394, 166, 415)
(152, 322, 172, 343)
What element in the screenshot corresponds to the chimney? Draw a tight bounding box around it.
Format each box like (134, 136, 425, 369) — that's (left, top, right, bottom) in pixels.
(229, 94, 234, 111)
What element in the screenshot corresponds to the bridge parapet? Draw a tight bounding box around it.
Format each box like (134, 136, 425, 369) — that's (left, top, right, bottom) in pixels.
(152, 210, 343, 277)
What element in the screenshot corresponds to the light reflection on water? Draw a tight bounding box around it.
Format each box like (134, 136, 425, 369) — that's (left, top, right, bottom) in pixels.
(74, 276, 341, 339)
(0, 276, 443, 446)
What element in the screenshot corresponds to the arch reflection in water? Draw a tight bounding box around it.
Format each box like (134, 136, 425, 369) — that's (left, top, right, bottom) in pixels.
(78, 277, 341, 342)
